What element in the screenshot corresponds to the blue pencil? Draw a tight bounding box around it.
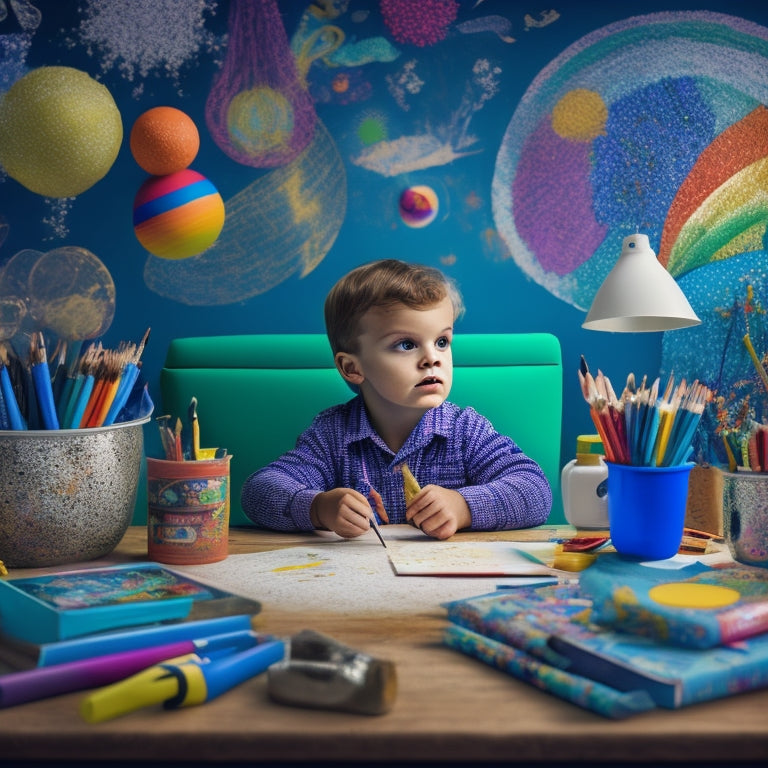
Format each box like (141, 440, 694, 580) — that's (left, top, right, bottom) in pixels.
(61, 373, 85, 430)
(31, 363, 59, 430)
(0, 363, 25, 430)
(103, 362, 140, 426)
(67, 374, 94, 429)
(28, 333, 59, 430)
(0, 384, 9, 429)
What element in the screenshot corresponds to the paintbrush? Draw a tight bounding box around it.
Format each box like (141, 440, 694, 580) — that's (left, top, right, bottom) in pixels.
(188, 396, 200, 460)
(369, 516, 387, 548)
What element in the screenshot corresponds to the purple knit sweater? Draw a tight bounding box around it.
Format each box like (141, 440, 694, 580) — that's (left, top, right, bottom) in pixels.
(241, 396, 552, 532)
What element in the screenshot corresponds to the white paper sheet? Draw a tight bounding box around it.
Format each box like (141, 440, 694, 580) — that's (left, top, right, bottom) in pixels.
(169, 528, 558, 615)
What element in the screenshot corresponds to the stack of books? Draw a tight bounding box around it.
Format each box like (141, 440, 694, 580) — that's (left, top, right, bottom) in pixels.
(0, 562, 270, 711)
(443, 553, 768, 719)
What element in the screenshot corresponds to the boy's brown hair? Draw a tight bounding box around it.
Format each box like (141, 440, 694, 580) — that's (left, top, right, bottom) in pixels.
(324, 259, 464, 355)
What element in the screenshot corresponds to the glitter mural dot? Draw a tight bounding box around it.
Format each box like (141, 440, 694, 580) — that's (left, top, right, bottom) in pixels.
(205, 0, 317, 168)
(357, 113, 387, 146)
(0, 66, 122, 198)
(551, 89, 608, 142)
(226, 87, 295, 159)
(380, 0, 459, 47)
(399, 185, 438, 228)
(130, 106, 200, 176)
(133, 169, 225, 260)
(73, 0, 219, 85)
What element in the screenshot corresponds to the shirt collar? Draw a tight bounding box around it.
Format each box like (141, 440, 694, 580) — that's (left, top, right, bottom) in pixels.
(345, 396, 452, 451)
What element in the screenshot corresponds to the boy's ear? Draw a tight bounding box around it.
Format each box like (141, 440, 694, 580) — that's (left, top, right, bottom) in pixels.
(335, 351, 364, 385)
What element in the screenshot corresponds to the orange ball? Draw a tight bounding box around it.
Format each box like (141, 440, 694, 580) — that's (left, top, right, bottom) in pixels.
(130, 106, 200, 175)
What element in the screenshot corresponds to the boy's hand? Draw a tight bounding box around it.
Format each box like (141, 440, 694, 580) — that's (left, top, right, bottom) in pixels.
(405, 486, 471, 540)
(311, 488, 379, 539)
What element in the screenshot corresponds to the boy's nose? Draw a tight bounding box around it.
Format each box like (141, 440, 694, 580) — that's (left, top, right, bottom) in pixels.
(421, 348, 441, 366)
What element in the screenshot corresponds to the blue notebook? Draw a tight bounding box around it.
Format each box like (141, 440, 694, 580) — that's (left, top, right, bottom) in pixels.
(579, 554, 768, 649)
(0, 562, 259, 644)
(444, 581, 768, 712)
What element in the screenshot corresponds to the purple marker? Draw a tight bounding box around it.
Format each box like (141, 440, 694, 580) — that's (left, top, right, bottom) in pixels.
(0, 630, 258, 708)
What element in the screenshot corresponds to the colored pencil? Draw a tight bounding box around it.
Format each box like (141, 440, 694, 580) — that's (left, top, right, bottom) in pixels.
(577, 360, 712, 467)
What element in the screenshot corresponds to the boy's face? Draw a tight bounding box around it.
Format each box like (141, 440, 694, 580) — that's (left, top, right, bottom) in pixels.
(336, 297, 454, 418)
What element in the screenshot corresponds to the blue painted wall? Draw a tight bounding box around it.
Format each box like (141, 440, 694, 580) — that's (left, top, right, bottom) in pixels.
(2, 0, 767, 522)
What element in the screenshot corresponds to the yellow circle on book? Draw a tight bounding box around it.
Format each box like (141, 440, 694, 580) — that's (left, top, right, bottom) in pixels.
(648, 582, 741, 609)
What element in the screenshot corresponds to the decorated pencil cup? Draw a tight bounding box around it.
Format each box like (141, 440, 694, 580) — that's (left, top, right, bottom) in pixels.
(146, 455, 232, 565)
(606, 462, 694, 560)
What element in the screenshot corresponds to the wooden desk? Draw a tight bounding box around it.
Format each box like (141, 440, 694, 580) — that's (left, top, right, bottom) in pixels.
(1, 526, 767, 766)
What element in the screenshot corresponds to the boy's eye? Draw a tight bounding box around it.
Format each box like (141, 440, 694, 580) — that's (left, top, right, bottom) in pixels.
(396, 339, 416, 351)
(436, 336, 450, 349)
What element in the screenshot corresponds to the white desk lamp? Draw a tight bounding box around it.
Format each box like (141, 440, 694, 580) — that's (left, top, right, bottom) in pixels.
(582, 233, 701, 332)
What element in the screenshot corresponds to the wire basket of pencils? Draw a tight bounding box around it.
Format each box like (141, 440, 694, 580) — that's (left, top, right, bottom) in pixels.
(0, 414, 151, 567)
(0, 330, 155, 567)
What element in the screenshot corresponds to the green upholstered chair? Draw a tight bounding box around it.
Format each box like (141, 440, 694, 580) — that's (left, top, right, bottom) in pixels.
(158, 333, 563, 525)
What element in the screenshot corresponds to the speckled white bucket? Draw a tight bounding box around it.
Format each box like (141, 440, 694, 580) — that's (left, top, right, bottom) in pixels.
(722, 470, 768, 569)
(0, 417, 149, 568)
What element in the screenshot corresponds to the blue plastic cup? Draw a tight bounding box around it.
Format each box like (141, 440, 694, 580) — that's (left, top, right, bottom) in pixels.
(606, 462, 694, 560)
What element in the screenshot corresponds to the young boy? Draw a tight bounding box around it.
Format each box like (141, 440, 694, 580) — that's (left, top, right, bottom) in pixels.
(241, 259, 552, 540)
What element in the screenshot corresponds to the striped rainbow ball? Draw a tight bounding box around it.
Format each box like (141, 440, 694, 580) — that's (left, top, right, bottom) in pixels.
(133, 169, 225, 259)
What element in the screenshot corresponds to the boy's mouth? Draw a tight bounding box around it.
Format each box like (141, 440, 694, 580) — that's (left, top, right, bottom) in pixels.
(416, 376, 442, 387)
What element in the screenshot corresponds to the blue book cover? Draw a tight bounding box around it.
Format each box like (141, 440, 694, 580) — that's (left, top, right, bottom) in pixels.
(0, 562, 260, 645)
(579, 554, 768, 649)
(442, 623, 655, 720)
(444, 582, 768, 711)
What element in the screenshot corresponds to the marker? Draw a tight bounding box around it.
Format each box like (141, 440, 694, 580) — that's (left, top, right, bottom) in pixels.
(80, 639, 285, 722)
(0, 630, 259, 708)
(38, 614, 255, 667)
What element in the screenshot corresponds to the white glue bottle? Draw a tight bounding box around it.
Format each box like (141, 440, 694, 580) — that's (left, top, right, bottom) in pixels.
(561, 434, 609, 530)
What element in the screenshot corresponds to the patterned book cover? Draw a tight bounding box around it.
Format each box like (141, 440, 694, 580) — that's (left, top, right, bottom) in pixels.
(579, 554, 768, 649)
(442, 623, 655, 720)
(443, 581, 768, 711)
(0, 562, 260, 644)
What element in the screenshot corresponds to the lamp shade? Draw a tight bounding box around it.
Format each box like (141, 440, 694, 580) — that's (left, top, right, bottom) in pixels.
(582, 234, 701, 332)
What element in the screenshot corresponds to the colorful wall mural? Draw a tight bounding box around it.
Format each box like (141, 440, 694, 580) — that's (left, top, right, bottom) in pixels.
(1, 0, 768, 505)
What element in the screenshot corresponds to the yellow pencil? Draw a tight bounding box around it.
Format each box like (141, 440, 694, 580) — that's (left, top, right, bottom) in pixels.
(401, 462, 421, 503)
(654, 407, 675, 466)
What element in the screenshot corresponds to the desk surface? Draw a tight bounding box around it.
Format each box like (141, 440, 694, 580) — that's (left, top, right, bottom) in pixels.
(1, 526, 767, 766)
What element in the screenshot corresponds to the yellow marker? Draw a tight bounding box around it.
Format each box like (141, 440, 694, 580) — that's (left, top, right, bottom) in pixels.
(80, 653, 198, 723)
(401, 462, 421, 504)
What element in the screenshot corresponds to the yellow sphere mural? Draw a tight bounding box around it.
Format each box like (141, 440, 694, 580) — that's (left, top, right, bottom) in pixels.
(0, 66, 123, 198)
